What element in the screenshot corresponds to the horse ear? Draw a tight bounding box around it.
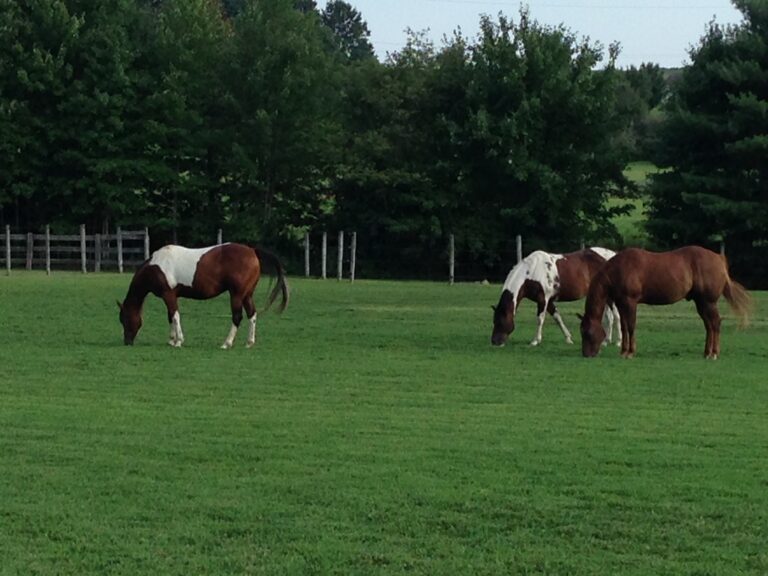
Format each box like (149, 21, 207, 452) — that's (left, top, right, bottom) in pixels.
(576, 313, 584, 321)
(491, 305, 497, 312)
(116, 300, 123, 311)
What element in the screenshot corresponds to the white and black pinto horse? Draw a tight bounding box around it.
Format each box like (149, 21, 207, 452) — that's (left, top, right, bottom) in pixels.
(118, 243, 288, 348)
(491, 247, 621, 347)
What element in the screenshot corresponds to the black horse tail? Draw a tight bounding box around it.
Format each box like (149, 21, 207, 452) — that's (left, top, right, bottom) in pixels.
(253, 246, 289, 313)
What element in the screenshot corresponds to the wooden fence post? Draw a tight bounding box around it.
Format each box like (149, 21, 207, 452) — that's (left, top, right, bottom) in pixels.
(217, 228, 223, 245)
(143, 227, 150, 260)
(720, 240, 725, 255)
(337, 231, 344, 281)
(321, 231, 327, 279)
(45, 225, 51, 275)
(449, 234, 455, 285)
(80, 224, 87, 273)
(26, 232, 33, 270)
(350, 232, 357, 283)
(95, 233, 102, 272)
(516, 235, 523, 263)
(304, 232, 310, 277)
(117, 227, 124, 273)
(5, 225, 10, 275)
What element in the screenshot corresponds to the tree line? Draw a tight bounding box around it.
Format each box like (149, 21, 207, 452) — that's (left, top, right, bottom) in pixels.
(1, 0, 765, 282)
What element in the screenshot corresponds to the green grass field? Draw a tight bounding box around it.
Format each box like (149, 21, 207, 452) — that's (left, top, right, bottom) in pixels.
(2, 272, 767, 575)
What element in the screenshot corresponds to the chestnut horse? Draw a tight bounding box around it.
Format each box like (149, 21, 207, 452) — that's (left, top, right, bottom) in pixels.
(118, 243, 288, 348)
(579, 246, 751, 359)
(491, 248, 621, 347)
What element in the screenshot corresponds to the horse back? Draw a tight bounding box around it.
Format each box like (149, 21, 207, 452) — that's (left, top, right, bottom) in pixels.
(191, 243, 260, 297)
(555, 249, 607, 301)
(607, 246, 726, 304)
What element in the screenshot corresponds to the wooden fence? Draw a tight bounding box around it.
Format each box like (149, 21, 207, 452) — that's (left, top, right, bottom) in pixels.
(3, 225, 149, 275)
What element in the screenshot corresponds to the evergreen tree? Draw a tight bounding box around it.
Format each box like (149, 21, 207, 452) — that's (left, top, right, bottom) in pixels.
(647, 0, 767, 282)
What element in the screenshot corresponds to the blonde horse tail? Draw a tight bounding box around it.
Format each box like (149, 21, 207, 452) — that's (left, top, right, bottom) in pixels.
(721, 254, 752, 328)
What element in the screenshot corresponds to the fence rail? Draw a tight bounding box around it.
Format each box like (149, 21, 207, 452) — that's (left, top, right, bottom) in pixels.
(3, 225, 149, 275)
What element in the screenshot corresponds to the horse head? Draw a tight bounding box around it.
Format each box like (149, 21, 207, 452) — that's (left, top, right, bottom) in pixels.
(491, 289, 516, 346)
(117, 300, 143, 345)
(578, 312, 605, 357)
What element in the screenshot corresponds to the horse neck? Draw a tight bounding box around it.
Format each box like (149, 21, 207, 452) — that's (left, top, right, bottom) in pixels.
(585, 273, 609, 320)
(502, 263, 529, 313)
(124, 267, 151, 309)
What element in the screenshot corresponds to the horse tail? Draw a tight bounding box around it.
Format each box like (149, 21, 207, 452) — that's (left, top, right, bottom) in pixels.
(253, 247, 289, 313)
(721, 255, 751, 328)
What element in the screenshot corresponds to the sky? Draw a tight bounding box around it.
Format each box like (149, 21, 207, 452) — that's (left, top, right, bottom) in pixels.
(316, 0, 745, 68)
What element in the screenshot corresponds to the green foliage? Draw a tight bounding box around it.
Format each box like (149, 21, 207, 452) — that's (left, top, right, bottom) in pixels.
(647, 0, 768, 283)
(2, 273, 767, 574)
(0, 1, 663, 279)
(335, 11, 632, 277)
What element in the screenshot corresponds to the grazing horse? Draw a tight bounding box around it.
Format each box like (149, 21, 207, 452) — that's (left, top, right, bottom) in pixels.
(491, 248, 621, 347)
(579, 246, 751, 359)
(118, 243, 288, 348)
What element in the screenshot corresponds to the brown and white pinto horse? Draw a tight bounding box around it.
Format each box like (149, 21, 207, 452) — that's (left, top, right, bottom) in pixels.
(118, 243, 288, 348)
(579, 246, 751, 359)
(491, 248, 621, 347)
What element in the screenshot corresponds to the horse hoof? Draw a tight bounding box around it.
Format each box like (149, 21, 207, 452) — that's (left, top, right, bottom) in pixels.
(565, 338, 574, 345)
(221, 343, 231, 350)
(529, 340, 540, 347)
(245, 341, 255, 348)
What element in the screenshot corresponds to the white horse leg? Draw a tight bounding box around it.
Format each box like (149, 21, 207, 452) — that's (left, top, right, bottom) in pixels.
(530, 304, 547, 346)
(610, 303, 622, 346)
(246, 312, 258, 348)
(221, 324, 238, 349)
(552, 309, 573, 344)
(170, 311, 184, 347)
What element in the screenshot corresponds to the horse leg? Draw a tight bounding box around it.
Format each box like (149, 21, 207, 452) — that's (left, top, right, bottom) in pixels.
(617, 301, 637, 358)
(603, 303, 622, 347)
(163, 293, 183, 347)
(530, 296, 547, 346)
(244, 294, 257, 348)
(221, 293, 244, 349)
(547, 300, 573, 344)
(695, 299, 721, 359)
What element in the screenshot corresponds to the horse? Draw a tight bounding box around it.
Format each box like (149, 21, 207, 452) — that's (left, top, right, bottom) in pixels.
(491, 248, 621, 347)
(118, 243, 288, 348)
(579, 246, 751, 359)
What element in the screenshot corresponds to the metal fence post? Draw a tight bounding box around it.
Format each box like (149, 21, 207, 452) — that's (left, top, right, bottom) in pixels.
(449, 234, 455, 285)
(144, 227, 150, 260)
(516, 235, 523, 263)
(350, 232, 357, 283)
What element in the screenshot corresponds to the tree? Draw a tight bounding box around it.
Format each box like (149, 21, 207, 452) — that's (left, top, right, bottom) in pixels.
(226, 0, 343, 243)
(321, 0, 375, 62)
(333, 11, 633, 278)
(646, 0, 768, 284)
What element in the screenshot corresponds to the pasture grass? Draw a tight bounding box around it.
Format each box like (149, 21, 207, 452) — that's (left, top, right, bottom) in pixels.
(1, 272, 767, 575)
